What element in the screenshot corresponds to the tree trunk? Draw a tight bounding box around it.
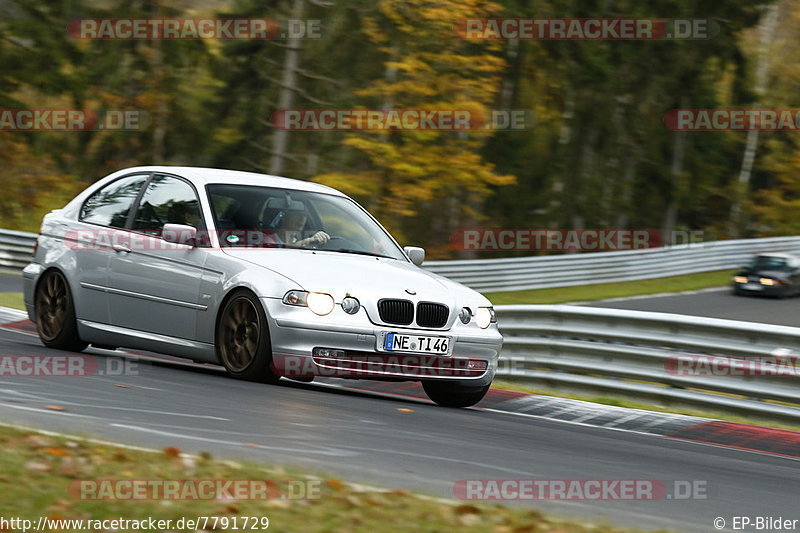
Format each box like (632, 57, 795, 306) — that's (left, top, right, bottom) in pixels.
(729, 2, 780, 236)
(269, 0, 304, 176)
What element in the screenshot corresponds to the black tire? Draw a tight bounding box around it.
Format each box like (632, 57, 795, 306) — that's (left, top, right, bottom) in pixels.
(422, 381, 490, 408)
(34, 269, 87, 352)
(216, 290, 280, 384)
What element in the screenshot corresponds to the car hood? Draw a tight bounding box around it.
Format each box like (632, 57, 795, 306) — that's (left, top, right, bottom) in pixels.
(737, 268, 790, 280)
(222, 248, 482, 305)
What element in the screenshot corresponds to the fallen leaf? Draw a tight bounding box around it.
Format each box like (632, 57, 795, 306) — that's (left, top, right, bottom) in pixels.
(112, 451, 128, 461)
(163, 446, 181, 458)
(114, 384, 131, 389)
(44, 447, 70, 457)
(44, 405, 66, 411)
(455, 504, 483, 515)
(325, 479, 345, 490)
(397, 408, 414, 413)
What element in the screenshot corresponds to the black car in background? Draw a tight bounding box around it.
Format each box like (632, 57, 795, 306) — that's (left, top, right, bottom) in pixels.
(732, 253, 800, 297)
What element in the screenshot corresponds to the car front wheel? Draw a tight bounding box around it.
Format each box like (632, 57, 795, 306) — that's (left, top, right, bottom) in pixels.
(34, 269, 87, 351)
(422, 381, 490, 407)
(216, 290, 280, 384)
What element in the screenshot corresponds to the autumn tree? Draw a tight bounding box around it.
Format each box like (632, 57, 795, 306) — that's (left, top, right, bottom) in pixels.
(313, 0, 515, 254)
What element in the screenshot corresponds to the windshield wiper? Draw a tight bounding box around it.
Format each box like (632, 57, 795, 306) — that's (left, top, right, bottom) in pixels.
(331, 248, 394, 259)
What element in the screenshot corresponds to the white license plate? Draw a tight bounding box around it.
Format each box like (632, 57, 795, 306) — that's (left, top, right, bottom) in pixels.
(743, 283, 763, 291)
(381, 332, 451, 355)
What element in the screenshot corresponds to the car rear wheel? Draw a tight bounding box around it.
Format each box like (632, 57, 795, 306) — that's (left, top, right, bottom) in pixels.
(34, 269, 87, 351)
(422, 381, 490, 407)
(217, 291, 280, 384)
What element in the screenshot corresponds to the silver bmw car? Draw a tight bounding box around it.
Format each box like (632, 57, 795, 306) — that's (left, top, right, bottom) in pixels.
(23, 167, 503, 407)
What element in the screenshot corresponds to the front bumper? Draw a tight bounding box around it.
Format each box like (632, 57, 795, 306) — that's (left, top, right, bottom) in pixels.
(733, 280, 789, 296)
(262, 298, 502, 385)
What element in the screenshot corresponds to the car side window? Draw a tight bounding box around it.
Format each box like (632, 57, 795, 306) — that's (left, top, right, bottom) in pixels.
(79, 174, 149, 228)
(131, 175, 204, 236)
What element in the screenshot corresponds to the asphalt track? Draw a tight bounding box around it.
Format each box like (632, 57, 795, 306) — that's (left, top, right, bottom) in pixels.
(1, 274, 799, 531)
(585, 287, 800, 327)
(0, 273, 21, 293)
(0, 324, 798, 532)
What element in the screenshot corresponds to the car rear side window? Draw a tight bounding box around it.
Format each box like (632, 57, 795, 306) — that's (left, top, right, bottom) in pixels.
(79, 174, 148, 228)
(131, 175, 203, 236)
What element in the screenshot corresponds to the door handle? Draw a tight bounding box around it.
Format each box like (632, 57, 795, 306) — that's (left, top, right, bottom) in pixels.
(112, 244, 130, 254)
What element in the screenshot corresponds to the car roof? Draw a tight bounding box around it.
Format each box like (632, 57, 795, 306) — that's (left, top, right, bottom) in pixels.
(754, 253, 800, 267)
(113, 166, 345, 197)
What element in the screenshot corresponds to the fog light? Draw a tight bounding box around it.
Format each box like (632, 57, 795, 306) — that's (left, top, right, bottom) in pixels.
(313, 348, 345, 357)
(341, 297, 361, 314)
(467, 360, 488, 370)
(459, 307, 472, 324)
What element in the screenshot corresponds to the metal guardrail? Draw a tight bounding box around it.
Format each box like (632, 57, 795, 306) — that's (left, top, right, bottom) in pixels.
(0, 229, 36, 274)
(495, 305, 800, 422)
(3, 228, 800, 293)
(2, 227, 798, 420)
(425, 236, 800, 292)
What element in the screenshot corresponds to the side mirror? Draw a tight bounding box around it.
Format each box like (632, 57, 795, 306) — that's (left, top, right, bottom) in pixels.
(162, 224, 197, 246)
(404, 246, 425, 266)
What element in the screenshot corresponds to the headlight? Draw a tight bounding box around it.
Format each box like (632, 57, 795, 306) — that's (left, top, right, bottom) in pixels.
(475, 307, 496, 329)
(307, 292, 335, 315)
(759, 277, 780, 286)
(341, 296, 361, 314)
(733, 276, 747, 284)
(282, 290, 335, 315)
(458, 307, 472, 324)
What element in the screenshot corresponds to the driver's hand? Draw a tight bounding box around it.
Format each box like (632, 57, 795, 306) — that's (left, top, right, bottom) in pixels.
(310, 231, 330, 245)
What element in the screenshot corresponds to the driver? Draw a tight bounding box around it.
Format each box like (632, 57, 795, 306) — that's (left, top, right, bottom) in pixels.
(279, 210, 330, 247)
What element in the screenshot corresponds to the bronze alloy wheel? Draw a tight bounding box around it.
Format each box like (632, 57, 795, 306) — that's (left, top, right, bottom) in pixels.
(216, 291, 279, 383)
(33, 270, 87, 351)
(219, 296, 260, 372)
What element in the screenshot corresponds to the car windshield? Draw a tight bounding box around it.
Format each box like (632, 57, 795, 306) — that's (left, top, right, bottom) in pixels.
(750, 256, 790, 270)
(206, 184, 406, 261)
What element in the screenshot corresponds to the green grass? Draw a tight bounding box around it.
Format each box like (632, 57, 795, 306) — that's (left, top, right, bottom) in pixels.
(492, 380, 800, 432)
(0, 424, 660, 533)
(0, 292, 24, 310)
(483, 270, 732, 305)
